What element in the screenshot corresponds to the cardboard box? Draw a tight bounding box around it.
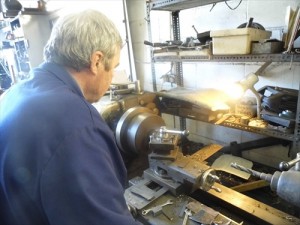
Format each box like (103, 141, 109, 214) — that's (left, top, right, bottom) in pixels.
(210, 28, 272, 55)
(252, 40, 284, 54)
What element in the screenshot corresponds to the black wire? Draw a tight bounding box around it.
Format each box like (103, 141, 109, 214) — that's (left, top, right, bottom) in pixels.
(225, 0, 243, 10)
(210, 0, 242, 12)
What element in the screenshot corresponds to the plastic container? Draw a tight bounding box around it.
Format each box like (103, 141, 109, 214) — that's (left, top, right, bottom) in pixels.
(210, 28, 272, 55)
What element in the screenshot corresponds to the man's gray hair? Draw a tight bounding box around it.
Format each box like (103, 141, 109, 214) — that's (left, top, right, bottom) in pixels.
(43, 9, 122, 71)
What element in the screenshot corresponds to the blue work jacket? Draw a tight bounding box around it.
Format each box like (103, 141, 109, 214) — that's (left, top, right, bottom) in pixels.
(0, 62, 141, 225)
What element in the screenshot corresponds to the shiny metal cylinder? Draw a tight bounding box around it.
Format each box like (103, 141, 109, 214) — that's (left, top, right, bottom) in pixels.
(295, 152, 300, 171)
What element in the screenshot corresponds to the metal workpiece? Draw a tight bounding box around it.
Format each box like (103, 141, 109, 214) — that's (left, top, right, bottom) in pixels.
(142, 199, 174, 216)
(231, 162, 300, 208)
(158, 126, 189, 137)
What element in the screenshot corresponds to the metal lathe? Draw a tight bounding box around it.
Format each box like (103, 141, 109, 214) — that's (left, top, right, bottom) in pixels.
(94, 87, 300, 225)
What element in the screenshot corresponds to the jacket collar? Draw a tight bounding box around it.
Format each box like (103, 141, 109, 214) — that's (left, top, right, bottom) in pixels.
(36, 62, 84, 98)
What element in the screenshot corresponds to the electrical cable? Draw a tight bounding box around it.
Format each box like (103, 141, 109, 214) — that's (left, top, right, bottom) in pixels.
(209, 3, 216, 12)
(225, 0, 242, 10)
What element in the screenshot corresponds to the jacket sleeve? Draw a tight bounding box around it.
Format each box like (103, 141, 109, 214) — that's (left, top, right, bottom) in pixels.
(40, 126, 142, 225)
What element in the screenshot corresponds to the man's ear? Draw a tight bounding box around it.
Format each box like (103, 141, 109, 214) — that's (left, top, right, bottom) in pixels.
(90, 51, 104, 74)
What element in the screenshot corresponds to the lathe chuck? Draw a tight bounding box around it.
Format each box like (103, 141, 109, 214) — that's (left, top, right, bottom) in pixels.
(116, 107, 165, 154)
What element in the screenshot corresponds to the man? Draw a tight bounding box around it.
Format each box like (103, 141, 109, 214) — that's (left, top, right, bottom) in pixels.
(0, 9, 142, 225)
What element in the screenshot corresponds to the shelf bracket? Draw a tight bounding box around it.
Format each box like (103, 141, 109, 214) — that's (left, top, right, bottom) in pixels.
(254, 61, 272, 76)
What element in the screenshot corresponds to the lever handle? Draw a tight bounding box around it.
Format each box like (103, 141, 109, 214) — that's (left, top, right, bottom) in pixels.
(279, 156, 300, 171)
(159, 126, 189, 137)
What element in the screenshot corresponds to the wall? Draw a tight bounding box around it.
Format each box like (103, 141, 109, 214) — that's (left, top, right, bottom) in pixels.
(49, 1, 134, 80)
(127, 0, 300, 167)
(5, 1, 133, 81)
(126, 0, 152, 89)
(20, 14, 52, 68)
